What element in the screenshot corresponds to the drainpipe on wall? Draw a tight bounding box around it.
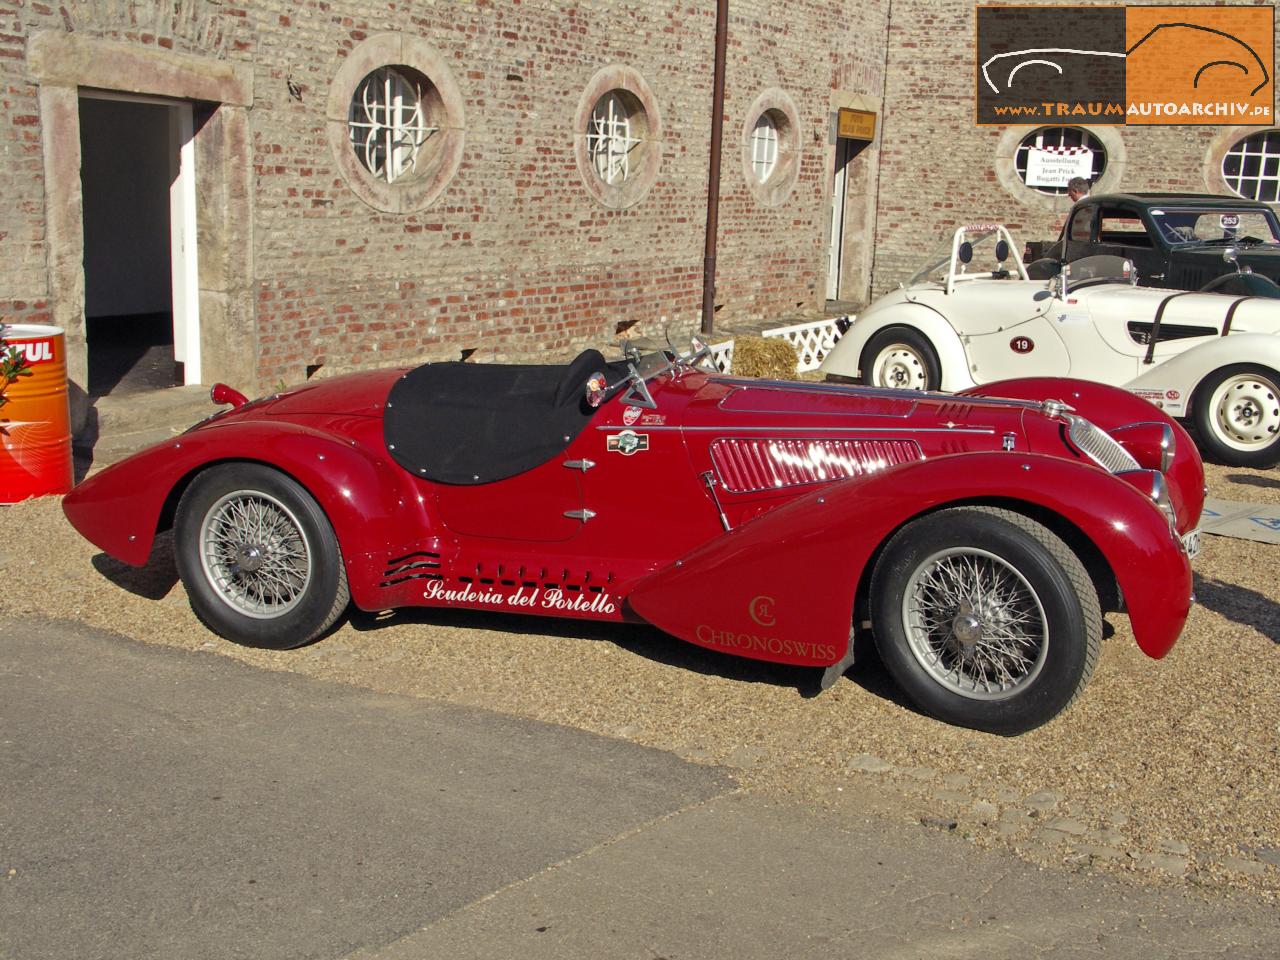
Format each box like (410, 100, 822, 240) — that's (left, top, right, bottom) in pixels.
(701, 0, 729, 337)
(867, 0, 894, 300)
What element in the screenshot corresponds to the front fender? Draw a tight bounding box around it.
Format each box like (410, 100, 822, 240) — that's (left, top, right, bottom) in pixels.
(62, 419, 423, 593)
(819, 305, 975, 392)
(626, 453, 1191, 667)
(961, 377, 1205, 531)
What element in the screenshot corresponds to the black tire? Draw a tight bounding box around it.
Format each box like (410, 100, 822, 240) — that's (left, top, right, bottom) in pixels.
(859, 327, 941, 391)
(174, 463, 350, 649)
(1192, 364, 1280, 468)
(869, 506, 1101, 735)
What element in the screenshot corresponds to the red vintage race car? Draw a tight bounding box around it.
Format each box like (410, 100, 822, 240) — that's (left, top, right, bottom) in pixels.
(63, 341, 1204, 734)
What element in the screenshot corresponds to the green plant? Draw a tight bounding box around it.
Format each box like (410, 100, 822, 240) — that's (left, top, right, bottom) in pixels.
(0, 324, 33, 414)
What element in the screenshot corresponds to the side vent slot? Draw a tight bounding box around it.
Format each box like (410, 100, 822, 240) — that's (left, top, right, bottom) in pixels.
(710, 438, 923, 494)
(381, 551, 443, 586)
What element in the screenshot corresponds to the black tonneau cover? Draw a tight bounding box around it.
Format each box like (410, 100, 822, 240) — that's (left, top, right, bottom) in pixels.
(383, 350, 613, 485)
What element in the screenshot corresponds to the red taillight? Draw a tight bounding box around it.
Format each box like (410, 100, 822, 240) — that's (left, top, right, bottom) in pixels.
(210, 383, 248, 408)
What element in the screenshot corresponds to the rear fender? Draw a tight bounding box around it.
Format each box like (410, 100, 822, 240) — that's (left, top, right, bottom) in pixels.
(626, 453, 1191, 667)
(1123, 334, 1280, 413)
(62, 420, 424, 606)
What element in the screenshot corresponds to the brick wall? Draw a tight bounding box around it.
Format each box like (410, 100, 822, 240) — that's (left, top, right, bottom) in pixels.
(0, 1, 50, 325)
(1, 0, 890, 388)
(246, 0, 892, 383)
(4, 0, 1274, 382)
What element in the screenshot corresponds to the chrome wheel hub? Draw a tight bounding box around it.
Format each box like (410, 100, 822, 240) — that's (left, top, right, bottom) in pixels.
(876, 347, 926, 390)
(950, 604, 983, 651)
(236, 543, 265, 573)
(1235, 398, 1262, 427)
(902, 547, 1048, 700)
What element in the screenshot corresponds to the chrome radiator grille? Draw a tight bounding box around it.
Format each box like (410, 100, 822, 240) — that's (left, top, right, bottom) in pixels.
(1067, 415, 1140, 474)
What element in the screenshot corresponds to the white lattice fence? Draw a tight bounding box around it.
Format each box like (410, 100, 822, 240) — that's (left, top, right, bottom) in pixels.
(709, 316, 851, 375)
(709, 339, 735, 373)
(764, 317, 850, 371)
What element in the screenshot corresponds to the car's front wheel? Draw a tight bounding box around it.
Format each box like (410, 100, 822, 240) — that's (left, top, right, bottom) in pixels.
(174, 463, 350, 648)
(1193, 364, 1280, 468)
(860, 328, 941, 391)
(869, 506, 1101, 735)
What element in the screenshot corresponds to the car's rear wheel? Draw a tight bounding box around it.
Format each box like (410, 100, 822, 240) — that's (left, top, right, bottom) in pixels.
(174, 463, 349, 648)
(860, 328, 940, 391)
(1193, 364, 1280, 468)
(869, 506, 1101, 735)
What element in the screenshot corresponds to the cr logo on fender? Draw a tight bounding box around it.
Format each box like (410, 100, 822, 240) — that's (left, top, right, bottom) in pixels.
(749, 595, 777, 627)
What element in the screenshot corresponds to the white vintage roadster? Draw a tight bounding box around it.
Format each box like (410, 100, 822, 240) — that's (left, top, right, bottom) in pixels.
(820, 225, 1280, 467)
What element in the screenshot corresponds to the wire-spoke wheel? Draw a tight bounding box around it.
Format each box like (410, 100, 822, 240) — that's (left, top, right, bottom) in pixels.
(860, 328, 940, 391)
(176, 464, 349, 648)
(903, 547, 1048, 699)
(199, 489, 313, 619)
(870, 506, 1100, 735)
(1194, 364, 1280, 468)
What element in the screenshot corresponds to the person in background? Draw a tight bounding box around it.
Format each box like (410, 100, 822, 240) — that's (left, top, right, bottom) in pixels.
(1027, 177, 1091, 267)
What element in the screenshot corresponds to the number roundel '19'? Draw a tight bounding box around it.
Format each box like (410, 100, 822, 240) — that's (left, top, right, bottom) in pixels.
(1010, 336, 1034, 354)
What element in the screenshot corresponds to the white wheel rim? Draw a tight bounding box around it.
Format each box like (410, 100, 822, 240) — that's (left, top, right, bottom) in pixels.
(198, 489, 313, 618)
(1210, 373, 1280, 452)
(901, 547, 1049, 700)
(873, 344, 928, 390)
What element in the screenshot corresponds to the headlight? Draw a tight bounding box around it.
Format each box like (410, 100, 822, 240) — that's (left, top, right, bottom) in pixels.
(1109, 421, 1174, 473)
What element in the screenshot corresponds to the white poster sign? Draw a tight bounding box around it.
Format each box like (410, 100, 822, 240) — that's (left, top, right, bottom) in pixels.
(1025, 147, 1093, 188)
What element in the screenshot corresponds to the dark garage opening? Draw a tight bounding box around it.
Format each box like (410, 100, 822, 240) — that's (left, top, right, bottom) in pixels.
(79, 96, 181, 398)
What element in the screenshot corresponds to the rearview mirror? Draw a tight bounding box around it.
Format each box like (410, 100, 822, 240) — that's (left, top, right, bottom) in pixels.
(584, 372, 609, 408)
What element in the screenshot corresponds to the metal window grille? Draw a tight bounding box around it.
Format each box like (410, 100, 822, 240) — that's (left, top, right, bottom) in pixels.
(588, 92, 642, 185)
(1014, 126, 1106, 196)
(348, 67, 439, 184)
(751, 114, 779, 182)
(1223, 130, 1280, 203)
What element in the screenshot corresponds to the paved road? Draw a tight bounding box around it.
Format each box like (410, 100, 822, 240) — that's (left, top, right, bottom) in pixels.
(3, 620, 1278, 960)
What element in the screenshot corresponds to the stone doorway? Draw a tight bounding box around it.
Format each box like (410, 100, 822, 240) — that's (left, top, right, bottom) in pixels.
(825, 96, 882, 311)
(27, 32, 255, 432)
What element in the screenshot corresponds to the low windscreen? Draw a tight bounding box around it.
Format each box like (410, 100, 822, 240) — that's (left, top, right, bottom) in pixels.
(1148, 208, 1280, 246)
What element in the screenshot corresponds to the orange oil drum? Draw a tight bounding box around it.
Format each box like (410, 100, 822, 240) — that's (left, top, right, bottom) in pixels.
(1, 324, 74, 503)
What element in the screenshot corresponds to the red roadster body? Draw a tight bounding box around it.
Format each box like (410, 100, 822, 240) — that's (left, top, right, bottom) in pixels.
(63, 343, 1203, 733)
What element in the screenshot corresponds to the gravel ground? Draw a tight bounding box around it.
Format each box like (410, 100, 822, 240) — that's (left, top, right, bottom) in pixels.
(3, 460, 1278, 902)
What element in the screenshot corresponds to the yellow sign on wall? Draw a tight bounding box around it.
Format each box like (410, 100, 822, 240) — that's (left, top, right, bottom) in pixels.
(837, 108, 876, 141)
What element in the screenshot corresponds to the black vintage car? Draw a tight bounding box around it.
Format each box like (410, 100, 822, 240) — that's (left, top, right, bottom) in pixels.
(1030, 193, 1280, 297)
